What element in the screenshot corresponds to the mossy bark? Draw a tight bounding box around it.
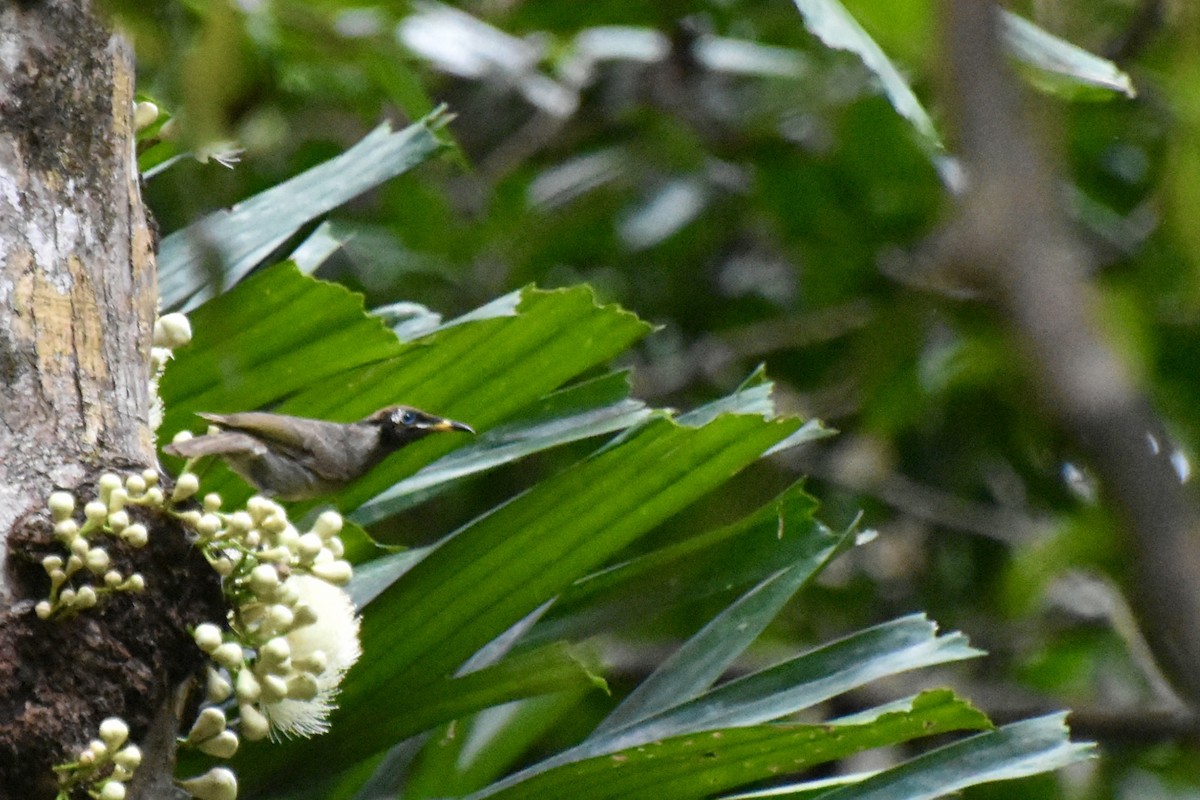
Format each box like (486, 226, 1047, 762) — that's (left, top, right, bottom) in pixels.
(0, 2, 219, 798)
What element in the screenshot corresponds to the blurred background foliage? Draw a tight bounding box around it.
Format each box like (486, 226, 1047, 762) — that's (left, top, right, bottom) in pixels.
(106, 0, 1200, 796)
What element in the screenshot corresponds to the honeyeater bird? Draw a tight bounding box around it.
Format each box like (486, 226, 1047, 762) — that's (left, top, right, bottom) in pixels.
(163, 406, 474, 500)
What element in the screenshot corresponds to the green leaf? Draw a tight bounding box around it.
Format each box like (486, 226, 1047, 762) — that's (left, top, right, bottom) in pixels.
(791, 0, 952, 184)
(473, 691, 989, 800)
(476, 616, 980, 796)
(158, 111, 449, 310)
(530, 483, 836, 645)
(352, 372, 653, 525)
(158, 261, 403, 439)
(379, 642, 607, 746)
(352, 415, 799, 702)
(236, 411, 800, 794)
(1001, 11, 1136, 101)
(811, 713, 1094, 800)
(161, 275, 653, 509)
(598, 614, 981, 750)
(400, 693, 593, 799)
(593, 522, 853, 735)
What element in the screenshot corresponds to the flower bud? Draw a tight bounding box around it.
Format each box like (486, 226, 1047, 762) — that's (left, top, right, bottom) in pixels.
(235, 668, 261, 703)
(266, 604, 294, 632)
(142, 468, 159, 486)
(84, 500, 109, 524)
(113, 744, 142, 770)
(313, 510, 343, 539)
(296, 532, 323, 561)
(104, 570, 123, 587)
(124, 474, 147, 496)
(328, 537, 345, 559)
(198, 729, 239, 759)
(186, 707, 227, 744)
(98, 781, 126, 800)
(75, 585, 97, 609)
(107, 488, 128, 513)
(35, 600, 52, 619)
(121, 524, 148, 548)
(99, 717, 129, 748)
(177, 767, 238, 800)
(133, 100, 159, 132)
(86, 547, 110, 574)
(48, 491, 76, 521)
(142, 487, 164, 506)
(260, 637, 291, 664)
(54, 520, 79, 542)
(193, 623, 223, 653)
(153, 313, 192, 349)
(310, 559, 353, 585)
(107, 510, 129, 532)
(248, 564, 280, 596)
(124, 573, 146, 591)
(98, 473, 122, 497)
(227, 511, 252, 532)
(259, 673, 288, 704)
(286, 672, 319, 700)
(212, 642, 244, 669)
(207, 668, 233, 703)
(172, 473, 200, 502)
(42, 555, 63, 574)
(238, 704, 270, 742)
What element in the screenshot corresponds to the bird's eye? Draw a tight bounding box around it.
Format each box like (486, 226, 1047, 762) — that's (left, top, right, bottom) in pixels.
(400, 410, 417, 425)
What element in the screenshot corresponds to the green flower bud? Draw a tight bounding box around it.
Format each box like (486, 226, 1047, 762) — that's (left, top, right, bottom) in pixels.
(171, 473, 200, 502)
(99, 717, 129, 748)
(113, 743, 142, 770)
(197, 730, 239, 759)
(48, 491, 75, 521)
(152, 313, 192, 349)
(98, 781, 126, 800)
(177, 767, 238, 800)
(193, 623, 223, 653)
(212, 642, 244, 669)
(207, 668, 232, 703)
(235, 669, 261, 703)
(239, 704, 270, 741)
(121, 524, 149, 548)
(84, 500, 108, 524)
(186, 707, 227, 744)
(310, 559, 353, 585)
(86, 547, 110, 573)
(313, 510, 343, 540)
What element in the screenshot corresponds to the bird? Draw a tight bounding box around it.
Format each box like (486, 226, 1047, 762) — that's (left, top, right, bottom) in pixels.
(163, 406, 474, 500)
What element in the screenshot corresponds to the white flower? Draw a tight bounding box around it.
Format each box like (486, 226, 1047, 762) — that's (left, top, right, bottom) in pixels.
(260, 575, 361, 739)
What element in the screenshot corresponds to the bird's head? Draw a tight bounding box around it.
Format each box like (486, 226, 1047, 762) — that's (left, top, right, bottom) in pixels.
(366, 405, 475, 448)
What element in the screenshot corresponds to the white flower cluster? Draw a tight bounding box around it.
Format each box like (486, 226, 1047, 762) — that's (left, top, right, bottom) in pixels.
(35, 473, 155, 619)
(54, 717, 142, 800)
(178, 488, 361, 751)
(150, 312, 192, 433)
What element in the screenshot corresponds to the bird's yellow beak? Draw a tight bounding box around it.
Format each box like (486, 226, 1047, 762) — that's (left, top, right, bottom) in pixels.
(426, 418, 475, 434)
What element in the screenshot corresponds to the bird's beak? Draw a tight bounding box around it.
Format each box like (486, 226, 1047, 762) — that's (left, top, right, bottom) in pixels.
(425, 417, 475, 434)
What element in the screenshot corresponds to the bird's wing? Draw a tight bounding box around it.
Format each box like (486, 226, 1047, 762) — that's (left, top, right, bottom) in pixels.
(163, 431, 269, 459)
(197, 412, 314, 451)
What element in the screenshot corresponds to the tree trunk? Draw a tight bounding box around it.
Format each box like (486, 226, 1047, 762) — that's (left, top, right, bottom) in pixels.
(0, 3, 220, 798)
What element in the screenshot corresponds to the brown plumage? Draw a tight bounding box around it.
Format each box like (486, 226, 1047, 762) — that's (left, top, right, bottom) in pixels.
(164, 406, 473, 500)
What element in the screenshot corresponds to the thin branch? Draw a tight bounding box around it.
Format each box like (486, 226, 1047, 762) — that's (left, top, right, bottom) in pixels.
(936, 0, 1200, 707)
